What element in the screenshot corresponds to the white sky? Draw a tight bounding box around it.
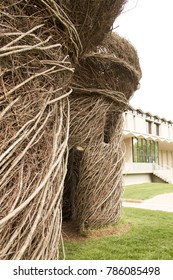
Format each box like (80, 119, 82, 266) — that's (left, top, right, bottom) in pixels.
(114, 0, 173, 120)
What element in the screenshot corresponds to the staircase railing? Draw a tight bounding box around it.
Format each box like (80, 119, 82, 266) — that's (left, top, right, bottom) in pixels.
(153, 163, 173, 171)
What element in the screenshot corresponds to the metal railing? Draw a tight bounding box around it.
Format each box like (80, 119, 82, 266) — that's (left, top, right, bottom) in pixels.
(123, 162, 153, 174)
(153, 163, 173, 171)
(123, 162, 173, 174)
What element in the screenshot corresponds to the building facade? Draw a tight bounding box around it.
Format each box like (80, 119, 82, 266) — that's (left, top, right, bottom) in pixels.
(123, 107, 173, 185)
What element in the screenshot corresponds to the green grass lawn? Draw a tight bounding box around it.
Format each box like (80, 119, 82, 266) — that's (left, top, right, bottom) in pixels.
(123, 183, 173, 200)
(63, 208, 173, 260)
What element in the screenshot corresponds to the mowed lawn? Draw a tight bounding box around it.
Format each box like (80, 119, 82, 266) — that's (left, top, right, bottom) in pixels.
(123, 183, 173, 200)
(63, 208, 173, 260)
(63, 183, 173, 260)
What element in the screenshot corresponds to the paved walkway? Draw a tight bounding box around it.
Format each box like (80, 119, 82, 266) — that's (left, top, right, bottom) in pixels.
(123, 193, 173, 212)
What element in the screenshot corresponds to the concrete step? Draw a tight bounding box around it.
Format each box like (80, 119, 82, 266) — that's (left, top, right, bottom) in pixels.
(153, 170, 173, 184)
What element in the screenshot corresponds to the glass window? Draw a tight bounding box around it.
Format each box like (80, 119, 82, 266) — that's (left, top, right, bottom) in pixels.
(146, 120, 152, 134)
(155, 123, 160, 136)
(132, 137, 159, 163)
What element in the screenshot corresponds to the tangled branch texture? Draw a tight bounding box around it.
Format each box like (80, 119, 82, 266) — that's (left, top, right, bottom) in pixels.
(0, 0, 141, 259)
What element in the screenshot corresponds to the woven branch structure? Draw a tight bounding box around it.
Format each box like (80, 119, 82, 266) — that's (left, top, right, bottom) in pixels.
(63, 33, 141, 230)
(0, 0, 76, 260)
(0, 0, 141, 259)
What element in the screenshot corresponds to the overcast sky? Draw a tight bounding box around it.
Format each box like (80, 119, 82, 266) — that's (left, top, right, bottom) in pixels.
(114, 0, 173, 120)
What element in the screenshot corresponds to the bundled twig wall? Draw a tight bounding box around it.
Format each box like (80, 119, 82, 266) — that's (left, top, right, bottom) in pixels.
(0, 0, 141, 259)
(64, 33, 141, 230)
(59, 0, 127, 55)
(73, 114, 125, 230)
(0, 0, 74, 259)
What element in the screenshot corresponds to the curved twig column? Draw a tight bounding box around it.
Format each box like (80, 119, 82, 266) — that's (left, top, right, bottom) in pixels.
(65, 33, 141, 231)
(0, 1, 76, 260)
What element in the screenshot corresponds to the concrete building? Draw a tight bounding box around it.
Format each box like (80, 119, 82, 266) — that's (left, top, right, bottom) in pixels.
(123, 107, 173, 185)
